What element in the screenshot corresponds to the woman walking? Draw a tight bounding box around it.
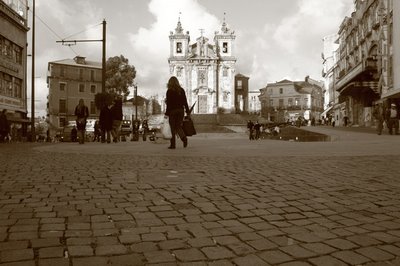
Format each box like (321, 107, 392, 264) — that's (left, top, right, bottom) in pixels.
(165, 76, 190, 149)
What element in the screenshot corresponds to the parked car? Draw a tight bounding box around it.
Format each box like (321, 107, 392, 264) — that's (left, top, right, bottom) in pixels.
(121, 120, 132, 136)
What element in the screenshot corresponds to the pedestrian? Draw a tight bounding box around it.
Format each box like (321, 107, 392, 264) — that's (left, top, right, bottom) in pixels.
(247, 120, 254, 140)
(386, 103, 399, 135)
(93, 120, 101, 142)
(70, 126, 77, 142)
(0, 109, 9, 143)
(343, 115, 349, 127)
(254, 121, 261, 140)
(99, 104, 113, 143)
(74, 99, 89, 144)
(165, 76, 189, 149)
(311, 117, 316, 126)
(110, 97, 123, 143)
(373, 103, 384, 135)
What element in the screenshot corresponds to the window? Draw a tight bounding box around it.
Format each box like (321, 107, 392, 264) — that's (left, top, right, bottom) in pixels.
(90, 101, 96, 114)
(60, 66, 65, 77)
(79, 84, 85, 93)
(79, 69, 84, 80)
(4, 74, 12, 97)
(288, 98, 293, 106)
(13, 78, 21, 98)
(59, 117, 66, 127)
(304, 98, 309, 107)
(222, 42, 228, 53)
(237, 80, 242, 89)
(279, 88, 283, 94)
(14, 45, 22, 65)
(223, 68, 228, 77)
(295, 98, 300, 106)
(59, 99, 66, 113)
(60, 83, 66, 91)
(90, 85, 96, 93)
(279, 99, 284, 108)
(176, 42, 182, 53)
(0, 73, 3, 95)
(90, 70, 95, 81)
(269, 99, 273, 107)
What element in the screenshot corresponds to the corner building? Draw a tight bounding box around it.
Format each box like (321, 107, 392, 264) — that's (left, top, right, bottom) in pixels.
(168, 18, 236, 114)
(47, 56, 102, 135)
(333, 0, 397, 127)
(0, 0, 29, 138)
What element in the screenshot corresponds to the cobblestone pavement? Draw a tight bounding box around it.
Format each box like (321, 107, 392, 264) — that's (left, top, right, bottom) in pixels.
(1, 130, 400, 265)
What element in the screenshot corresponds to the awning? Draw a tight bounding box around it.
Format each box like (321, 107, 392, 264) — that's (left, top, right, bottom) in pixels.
(320, 106, 333, 117)
(6, 114, 31, 123)
(338, 81, 379, 95)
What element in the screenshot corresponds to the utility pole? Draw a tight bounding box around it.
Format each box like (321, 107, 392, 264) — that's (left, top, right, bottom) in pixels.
(102, 19, 106, 92)
(134, 84, 138, 120)
(56, 19, 107, 92)
(31, 0, 35, 142)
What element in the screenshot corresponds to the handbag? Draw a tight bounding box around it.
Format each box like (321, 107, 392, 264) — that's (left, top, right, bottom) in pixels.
(183, 116, 196, 136)
(161, 116, 172, 139)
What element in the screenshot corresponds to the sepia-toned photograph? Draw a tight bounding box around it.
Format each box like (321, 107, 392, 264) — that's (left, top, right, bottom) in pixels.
(1, 0, 400, 265)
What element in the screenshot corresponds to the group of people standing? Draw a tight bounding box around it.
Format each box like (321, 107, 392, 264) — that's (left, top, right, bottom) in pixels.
(373, 102, 399, 135)
(98, 97, 123, 143)
(74, 97, 123, 144)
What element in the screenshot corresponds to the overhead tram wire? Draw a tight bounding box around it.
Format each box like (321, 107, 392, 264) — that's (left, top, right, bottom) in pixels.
(20, 0, 79, 55)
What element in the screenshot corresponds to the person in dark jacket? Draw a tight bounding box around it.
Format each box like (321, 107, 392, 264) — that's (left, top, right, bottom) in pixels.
(165, 76, 190, 149)
(99, 104, 113, 143)
(385, 103, 399, 135)
(110, 97, 123, 142)
(74, 99, 89, 144)
(0, 109, 9, 143)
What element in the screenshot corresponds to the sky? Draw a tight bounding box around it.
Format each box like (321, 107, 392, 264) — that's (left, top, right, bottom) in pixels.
(27, 0, 354, 116)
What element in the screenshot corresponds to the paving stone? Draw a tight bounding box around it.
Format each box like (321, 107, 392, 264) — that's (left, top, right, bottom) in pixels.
(258, 249, 293, 264)
(332, 250, 371, 265)
(38, 258, 70, 266)
(67, 245, 94, 257)
(232, 254, 270, 266)
(173, 248, 206, 261)
(308, 255, 347, 266)
(95, 244, 128, 255)
(201, 246, 235, 260)
(144, 250, 176, 263)
(356, 246, 396, 261)
(0, 248, 34, 262)
(280, 244, 317, 259)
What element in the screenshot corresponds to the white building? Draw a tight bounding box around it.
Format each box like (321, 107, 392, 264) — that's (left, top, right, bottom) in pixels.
(168, 18, 236, 114)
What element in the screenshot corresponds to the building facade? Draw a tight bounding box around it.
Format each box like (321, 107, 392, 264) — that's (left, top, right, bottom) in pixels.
(168, 18, 236, 114)
(47, 56, 102, 135)
(328, 0, 397, 127)
(234, 73, 249, 113)
(0, 0, 29, 139)
(259, 77, 324, 123)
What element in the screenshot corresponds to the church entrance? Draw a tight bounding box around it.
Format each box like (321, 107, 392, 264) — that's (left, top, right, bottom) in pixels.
(198, 95, 208, 113)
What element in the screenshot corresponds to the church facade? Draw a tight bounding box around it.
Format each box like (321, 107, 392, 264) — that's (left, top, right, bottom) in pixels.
(168, 19, 236, 114)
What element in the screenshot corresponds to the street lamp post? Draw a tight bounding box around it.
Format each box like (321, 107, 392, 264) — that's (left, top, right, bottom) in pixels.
(31, 0, 35, 142)
(134, 84, 138, 120)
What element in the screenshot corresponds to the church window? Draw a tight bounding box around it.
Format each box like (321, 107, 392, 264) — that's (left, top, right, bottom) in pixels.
(237, 80, 242, 89)
(222, 42, 228, 53)
(198, 70, 206, 86)
(176, 42, 182, 53)
(177, 67, 182, 77)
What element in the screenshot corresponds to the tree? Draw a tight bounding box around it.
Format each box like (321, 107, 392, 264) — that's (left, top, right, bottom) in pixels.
(105, 55, 136, 97)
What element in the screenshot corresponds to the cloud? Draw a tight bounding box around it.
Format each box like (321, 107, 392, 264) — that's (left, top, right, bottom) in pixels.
(128, 0, 220, 97)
